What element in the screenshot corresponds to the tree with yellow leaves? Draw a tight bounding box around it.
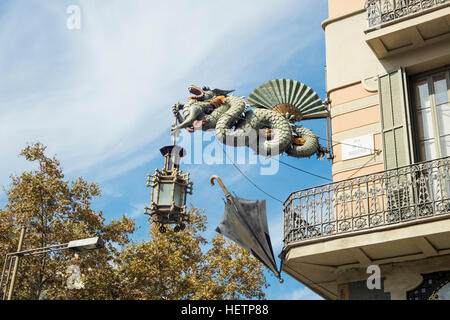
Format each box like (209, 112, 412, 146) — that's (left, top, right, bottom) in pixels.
(116, 208, 269, 300)
(0, 142, 269, 300)
(0, 142, 135, 300)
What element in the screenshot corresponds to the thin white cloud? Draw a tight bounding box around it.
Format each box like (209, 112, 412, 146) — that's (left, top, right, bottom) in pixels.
(92, 147, 160, 182)
(284, 287, 323, 300)
(0, 0, 325, 186)
(101, 184, 123, 199)
(124, 201, 147, 219)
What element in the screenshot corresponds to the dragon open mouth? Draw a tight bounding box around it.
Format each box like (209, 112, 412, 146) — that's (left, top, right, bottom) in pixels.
(188, 85, 204, 100)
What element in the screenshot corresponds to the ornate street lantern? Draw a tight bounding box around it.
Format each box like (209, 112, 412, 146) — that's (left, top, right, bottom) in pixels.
(145, 109, 193, 233)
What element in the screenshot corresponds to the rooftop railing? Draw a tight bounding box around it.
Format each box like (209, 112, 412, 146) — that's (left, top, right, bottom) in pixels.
(365, 0, 448, 29)
(284, 157, 450, 246)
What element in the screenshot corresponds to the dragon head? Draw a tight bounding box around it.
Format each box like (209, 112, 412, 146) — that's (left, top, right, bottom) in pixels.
(188, 85, 234, 102)
(172, 85, 236, 132)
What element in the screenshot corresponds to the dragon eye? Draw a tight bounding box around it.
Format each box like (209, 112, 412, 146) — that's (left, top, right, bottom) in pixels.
(202, 86, 209, 91)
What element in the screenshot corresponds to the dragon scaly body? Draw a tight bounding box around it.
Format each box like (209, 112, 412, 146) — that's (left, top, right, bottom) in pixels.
(172, 85, 326, 159)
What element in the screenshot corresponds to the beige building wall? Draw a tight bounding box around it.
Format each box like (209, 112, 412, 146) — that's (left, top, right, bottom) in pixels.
(328, 0, 366, 20)
(283, 1, 450, 301)
(284, 217, 450, 300)
(323, 1, 450, 181)
(324, 3, 384, 181)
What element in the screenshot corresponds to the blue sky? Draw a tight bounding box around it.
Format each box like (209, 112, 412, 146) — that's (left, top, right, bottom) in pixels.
(0, 0, 329, 300)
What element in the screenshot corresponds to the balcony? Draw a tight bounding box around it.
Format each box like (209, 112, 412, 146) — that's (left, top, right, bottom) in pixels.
(366, 0, 449, 29)
(284, 157, 450, 244)
(282, 157, 450, 299)
(364, 0, 450, 58)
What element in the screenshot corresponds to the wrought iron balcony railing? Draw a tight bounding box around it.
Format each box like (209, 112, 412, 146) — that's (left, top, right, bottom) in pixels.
(284, 157, 450, 246)
(365, 0, 448, 29)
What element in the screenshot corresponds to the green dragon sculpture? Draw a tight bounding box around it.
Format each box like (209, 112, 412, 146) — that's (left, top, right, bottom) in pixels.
(172, 79, 329, 159)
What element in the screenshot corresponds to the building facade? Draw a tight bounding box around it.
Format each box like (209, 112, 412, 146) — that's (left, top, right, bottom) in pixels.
(281, 0, 450, 300)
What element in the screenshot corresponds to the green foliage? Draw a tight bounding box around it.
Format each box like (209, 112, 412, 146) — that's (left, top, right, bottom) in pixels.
(116, 208, 268, 300)
(0, 142, 268, 300)
(0, 142, 135, 299)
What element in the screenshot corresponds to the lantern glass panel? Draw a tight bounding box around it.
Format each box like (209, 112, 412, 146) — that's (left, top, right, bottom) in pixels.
(173, 183, 185, 207)
(158, 182, 173, 205)
(151, 183, 156, 203)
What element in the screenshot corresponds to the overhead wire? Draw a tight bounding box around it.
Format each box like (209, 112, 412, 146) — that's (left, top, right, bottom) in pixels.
(179, 96, 382, 155)
(271, 157, 333, 182)
(221, 145, 284, 204)
(195, 98, 381, 290)
(180, 104, 334, 182)
(222, 144, 338, 291)
(177, 97, 381, 186)
(199, 102, 382, 155)
(317, 136, 382, 154)
(177, 96, 382, 288)
(346, 154, 380, 180)
(198, 101, 382, 154)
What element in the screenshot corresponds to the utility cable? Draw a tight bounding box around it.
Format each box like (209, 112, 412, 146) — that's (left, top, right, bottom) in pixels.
(205, 103, 382, 154)
(221, 145, 284, 204)
(318, 136, 382, 154)
(177, 106, 334, 183)
(346, 153, 379, 180)
(178, 100, 380, 183)
(271, 157, 332, 182)
(178, 98, 382, 154)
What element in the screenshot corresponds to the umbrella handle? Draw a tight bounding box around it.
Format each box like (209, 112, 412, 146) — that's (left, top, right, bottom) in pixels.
(210, 175, 232, 200)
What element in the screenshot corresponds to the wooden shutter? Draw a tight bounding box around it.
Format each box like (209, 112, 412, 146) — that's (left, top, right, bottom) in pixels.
(379, 68, 414, 170)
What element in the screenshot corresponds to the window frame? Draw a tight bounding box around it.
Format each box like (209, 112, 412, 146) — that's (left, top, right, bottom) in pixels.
(409, 66, 450, 162)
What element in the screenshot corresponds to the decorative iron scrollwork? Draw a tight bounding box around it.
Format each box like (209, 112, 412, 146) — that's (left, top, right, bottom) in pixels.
(365, 0, 449, 28)
(283, 157, 450, 245)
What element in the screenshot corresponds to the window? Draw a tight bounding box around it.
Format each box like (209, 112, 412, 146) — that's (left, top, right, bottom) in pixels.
(413, 69, 450, 161)
(407, 271, 450, 300)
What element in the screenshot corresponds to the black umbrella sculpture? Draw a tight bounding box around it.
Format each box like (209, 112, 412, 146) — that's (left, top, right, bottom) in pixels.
(210, 175, 283, 283)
